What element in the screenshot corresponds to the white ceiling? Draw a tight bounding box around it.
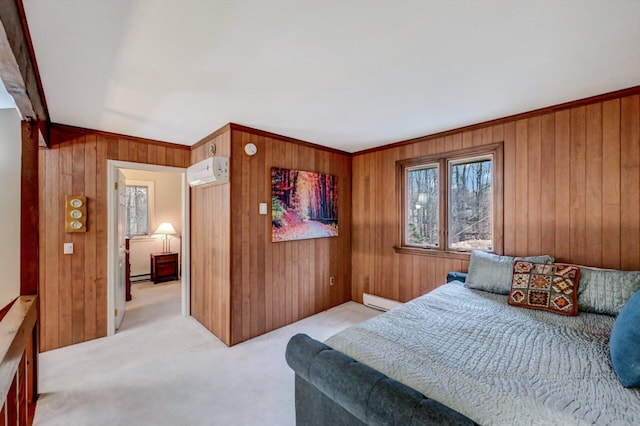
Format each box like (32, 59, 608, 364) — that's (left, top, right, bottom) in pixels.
(0, 80, 16, 110)
(22, 0, 640, 152)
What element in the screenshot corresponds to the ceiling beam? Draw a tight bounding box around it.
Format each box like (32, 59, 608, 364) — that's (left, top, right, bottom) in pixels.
(0, 0, 48, 146)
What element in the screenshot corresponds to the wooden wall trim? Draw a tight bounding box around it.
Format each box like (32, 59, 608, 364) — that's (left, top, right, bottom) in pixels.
(49, 123, 190, 151)
(20, 121, 38, 295)
(228, 123, 352, 156)
(192, 123, 352, 156)
(0, 0, 48, 130)
(191, 123, 232, 151)
(354, 85, 640, 156)
(194, 87, 640, 158)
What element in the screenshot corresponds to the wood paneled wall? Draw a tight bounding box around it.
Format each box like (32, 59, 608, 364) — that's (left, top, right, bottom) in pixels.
(38, 124, 190, 351)
(352, 93, 640, 303)
(229, 128, 352, 345)
(190, 129, 232, 345)
(190, 125, 352, 346)
(38, 90, 639, 350)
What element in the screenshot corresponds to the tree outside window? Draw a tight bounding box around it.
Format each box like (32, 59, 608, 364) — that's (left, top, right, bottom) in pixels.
(125, 185, 149, 236)
(406, 165, 439, 247)
(397, 144, 502, 255)
(448, 158, 492, 251)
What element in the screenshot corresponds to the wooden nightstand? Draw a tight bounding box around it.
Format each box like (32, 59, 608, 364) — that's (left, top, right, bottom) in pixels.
(150, 252, 179, 284)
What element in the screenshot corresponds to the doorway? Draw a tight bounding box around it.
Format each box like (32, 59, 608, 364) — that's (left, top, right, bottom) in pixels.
(107, 160, 190, 336)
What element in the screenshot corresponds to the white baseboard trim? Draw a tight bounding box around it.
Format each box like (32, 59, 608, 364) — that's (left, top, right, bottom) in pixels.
(362, 293, 402, 312)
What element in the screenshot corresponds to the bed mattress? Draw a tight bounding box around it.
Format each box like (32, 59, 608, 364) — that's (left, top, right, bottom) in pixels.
(325, 282, 640, 425)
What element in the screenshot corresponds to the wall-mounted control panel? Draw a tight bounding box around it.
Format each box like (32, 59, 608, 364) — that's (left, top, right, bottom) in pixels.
(65, 195, 87, 233)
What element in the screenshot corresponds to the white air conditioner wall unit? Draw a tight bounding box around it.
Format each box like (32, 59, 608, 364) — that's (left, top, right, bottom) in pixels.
(187, 156, 229, 187)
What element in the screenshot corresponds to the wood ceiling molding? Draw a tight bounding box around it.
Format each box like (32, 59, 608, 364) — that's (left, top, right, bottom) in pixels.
(21, 2, 640, 151)
(354, 85, 640, 156)
(228, 123, 351, 156)
(192, 123, 352, 156)
(0, 0, 49, 145)
(191, 123, 232, 150)
(49, 123, 191, 151)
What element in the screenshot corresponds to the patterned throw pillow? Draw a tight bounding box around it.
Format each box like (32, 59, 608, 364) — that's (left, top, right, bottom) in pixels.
(508, 261, 581, 316)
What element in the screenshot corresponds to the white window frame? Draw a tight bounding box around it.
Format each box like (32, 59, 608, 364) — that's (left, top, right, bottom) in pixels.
(125, 179, 155, 238)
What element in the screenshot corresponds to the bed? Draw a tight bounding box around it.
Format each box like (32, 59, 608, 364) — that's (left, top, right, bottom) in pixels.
(286, 252, 640, 425)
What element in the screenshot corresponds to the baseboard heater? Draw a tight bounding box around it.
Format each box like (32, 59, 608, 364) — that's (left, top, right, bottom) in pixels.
(363, 293, 402, 312)
(131, 274, 151, 283)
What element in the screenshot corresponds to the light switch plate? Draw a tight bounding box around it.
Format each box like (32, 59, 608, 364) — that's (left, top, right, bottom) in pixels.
(259, 203, 268, 215)
(64, 243, 74, 254)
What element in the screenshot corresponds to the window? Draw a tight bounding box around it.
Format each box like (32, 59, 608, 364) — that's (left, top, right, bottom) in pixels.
(406, 164, 439, 247)
(397, 143, 502, 255)
(448, 157, 492, 250)
(125, 185, 149, 236)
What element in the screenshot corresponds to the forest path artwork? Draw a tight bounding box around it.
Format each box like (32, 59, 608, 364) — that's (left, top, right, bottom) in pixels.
(272, 167, 338, 242)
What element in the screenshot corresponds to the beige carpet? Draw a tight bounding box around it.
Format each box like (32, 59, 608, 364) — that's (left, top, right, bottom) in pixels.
(34, 281, 380, 425)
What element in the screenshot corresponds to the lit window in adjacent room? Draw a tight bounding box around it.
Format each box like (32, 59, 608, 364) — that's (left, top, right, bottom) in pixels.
(125, 185, 149, 236)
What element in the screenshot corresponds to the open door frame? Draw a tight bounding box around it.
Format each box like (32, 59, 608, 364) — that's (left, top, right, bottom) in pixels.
(106, 160, 190, 336)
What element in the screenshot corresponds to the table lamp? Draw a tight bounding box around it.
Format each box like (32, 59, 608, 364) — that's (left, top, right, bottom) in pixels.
(154, 222, 176, 253)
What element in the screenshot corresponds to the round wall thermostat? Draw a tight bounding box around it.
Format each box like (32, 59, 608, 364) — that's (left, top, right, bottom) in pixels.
(244, 143, 257, 156)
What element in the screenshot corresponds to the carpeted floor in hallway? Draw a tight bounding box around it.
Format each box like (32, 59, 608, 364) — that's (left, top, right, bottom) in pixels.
(34, 280, 380, 426)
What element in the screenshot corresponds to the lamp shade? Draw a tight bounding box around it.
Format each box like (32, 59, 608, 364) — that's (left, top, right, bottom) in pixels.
(154, 222, 176, 235)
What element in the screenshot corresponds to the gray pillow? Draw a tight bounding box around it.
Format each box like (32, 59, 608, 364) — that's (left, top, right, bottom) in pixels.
(465, 250, 554, 295)
(578, 267, 640, 316)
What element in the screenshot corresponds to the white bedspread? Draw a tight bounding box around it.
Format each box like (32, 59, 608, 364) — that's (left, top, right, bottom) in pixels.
(325, 282, 640, 425)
